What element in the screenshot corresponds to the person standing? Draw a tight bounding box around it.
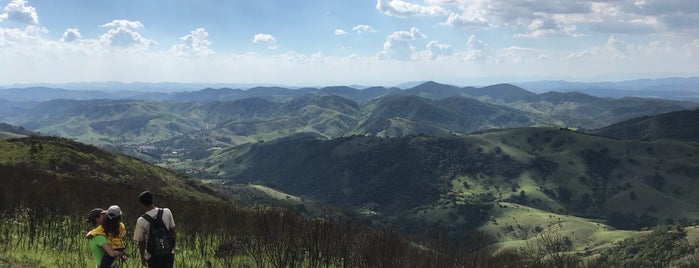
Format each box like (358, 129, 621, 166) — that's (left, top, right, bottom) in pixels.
(133, 191, 176, 268)
(86, 208, 127, 268)
(87, 205, 127, 268)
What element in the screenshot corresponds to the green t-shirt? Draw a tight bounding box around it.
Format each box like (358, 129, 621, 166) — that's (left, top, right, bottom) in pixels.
(89, 235, 108, 265)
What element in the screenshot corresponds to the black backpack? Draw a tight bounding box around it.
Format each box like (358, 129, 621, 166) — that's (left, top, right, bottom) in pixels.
(142, 208, 174, 256)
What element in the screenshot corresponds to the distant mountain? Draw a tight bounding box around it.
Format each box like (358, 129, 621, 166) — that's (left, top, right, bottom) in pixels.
(594, 108, 699, 142)
(1, 84, 696, 151)
(516, 77, 699, 101)
(356, 94, 542, 136)
(0, 81, 284, 92)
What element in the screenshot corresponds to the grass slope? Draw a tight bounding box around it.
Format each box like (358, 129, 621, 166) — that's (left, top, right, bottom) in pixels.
(195, 127, 699, 247)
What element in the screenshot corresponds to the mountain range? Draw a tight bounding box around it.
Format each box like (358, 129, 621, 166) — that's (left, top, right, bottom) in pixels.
(0, 82, 695, 155)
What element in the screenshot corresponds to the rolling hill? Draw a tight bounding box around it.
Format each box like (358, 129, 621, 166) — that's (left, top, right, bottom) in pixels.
(194, 127, 699, 247)
(594, 108, 699, 142)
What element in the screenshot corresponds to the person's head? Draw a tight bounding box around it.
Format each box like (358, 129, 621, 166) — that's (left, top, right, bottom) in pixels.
(138, 191, 154, 206)
(86, 208, 106, 226)
(102, 205, 122, 237)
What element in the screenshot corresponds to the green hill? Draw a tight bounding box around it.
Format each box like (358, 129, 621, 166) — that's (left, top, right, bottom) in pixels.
(595, 108, 699, 141)
(198, 127, 699, 245)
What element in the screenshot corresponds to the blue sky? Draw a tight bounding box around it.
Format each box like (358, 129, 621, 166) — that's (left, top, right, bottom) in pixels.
(1, 0, 698, 86)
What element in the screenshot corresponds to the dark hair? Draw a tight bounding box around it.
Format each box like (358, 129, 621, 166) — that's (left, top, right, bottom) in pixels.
(139, 191, 154, 206)
(102, 215, 121, 238)
(86, 208, 103, 225)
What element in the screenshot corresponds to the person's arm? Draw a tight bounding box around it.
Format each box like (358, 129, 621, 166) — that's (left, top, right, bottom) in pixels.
(134, 218, 148, 267)
(101, 242, 125, 258)
(169, 226, 176, 247)
(138, 240, 148, 266)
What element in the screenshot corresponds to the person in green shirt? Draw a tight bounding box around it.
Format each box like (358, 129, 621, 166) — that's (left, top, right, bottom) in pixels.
(86, 208, 127, 268)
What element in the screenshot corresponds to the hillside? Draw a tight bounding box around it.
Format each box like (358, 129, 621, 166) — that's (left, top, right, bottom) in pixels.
(0, 135, 226, 215)
(594, 108, 699, 142)
(196, 127, 699, 246)
(0, 136, 481, 267)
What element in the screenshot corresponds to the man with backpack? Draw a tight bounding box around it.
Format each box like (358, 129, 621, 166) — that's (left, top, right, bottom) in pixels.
(133, 191, 176, 267)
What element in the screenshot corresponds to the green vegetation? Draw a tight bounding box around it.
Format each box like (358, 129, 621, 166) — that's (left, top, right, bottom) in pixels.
(191, 127, 699, 247)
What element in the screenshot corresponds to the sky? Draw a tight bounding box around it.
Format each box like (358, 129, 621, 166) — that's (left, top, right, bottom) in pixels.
(0, 0, 698, 87)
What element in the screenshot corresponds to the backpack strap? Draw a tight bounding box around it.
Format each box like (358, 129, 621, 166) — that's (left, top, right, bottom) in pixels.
(142, 208, 164, 227)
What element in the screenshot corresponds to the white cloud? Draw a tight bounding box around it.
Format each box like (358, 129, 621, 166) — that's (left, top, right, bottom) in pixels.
(352, 24, 376, 34)
(0, 24, 44, 47)
(61, 28, 81, 42)
(498, 46, 549, 64)
(253, 33, 276, 43)
(171, 28, 213, 57)
(460, 34, 489, 61)
(422, 40, 452, 60)
(335, 29, 347, 35)
(0, 0, 38, 25)
(99, 19, 155, 49)
(100, 20, 144, 29)
(377, 27, 426, 60)
(376, 0, 446, 17)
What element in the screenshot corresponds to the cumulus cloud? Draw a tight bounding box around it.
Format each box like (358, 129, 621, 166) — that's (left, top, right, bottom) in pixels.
(423, 40, 452, 60)
(171, 28, 213, 56)
(61, 28, 81, 42)
(99, 19, 155, 49)
(335, 29, 347, 35)
(0, 24, 44, 47)
(376, 0, 446, 17)
(253, 33, 276, 43)
(377, 27, 426, 60)
(352, 24, 376, 34)
(460, 35, 489, 61)
(0, 0, 38, 25)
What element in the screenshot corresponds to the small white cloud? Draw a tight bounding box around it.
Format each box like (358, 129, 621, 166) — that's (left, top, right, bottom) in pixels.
(498, 46, 548, 64)
(460, 35, 489, 61)
(335, 29, 347, 35)
(376, 0, 446, 17)
(377, 27, 426, 60)
(171, 28, 213, 56)
(100, 20, 144, 29)
(514, 17, 580, 38)
(60, 28, 81, 42)
(253, 33, 276, 43)
(424, 40, 452, 60)
(98, 20, 156, 49)
(443, 11, 491, 29)
(352, 24, 376, 34)
(345, 53, 360, 61)
(0, 0, 39, 25)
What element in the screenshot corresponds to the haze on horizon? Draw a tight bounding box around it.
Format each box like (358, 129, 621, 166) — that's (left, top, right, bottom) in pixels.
(1, 0, 698, 87)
